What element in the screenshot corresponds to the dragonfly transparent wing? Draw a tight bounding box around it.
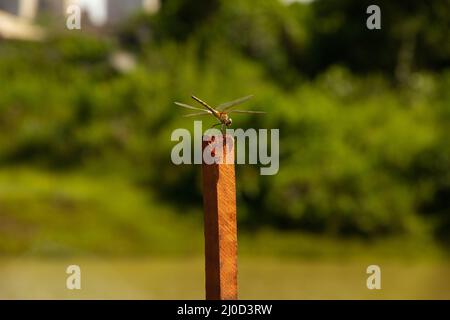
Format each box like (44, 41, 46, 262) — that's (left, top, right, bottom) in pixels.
(191, 95, 219, 115)
(217, 95, 254, 111)
(228, 110, 266, 114)
(174, 102, 206, 112)
(183, 111, 212, 117)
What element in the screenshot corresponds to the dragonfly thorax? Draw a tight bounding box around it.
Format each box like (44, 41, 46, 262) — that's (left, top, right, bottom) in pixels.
(219, 113, 232, 127)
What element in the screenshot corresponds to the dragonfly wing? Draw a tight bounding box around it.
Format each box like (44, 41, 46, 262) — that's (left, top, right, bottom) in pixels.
(191, 95, 219, 114)
(218, 95, 254, 111)
(183, 111, 212, 117)
(174, 102, 206, 111)
(228, 110, 266, 114)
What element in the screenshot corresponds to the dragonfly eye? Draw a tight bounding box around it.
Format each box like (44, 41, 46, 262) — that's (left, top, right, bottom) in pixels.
(227, 118, 232, 126)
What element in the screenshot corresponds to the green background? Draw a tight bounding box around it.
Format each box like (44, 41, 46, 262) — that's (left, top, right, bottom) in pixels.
(0, 0, 449, 299)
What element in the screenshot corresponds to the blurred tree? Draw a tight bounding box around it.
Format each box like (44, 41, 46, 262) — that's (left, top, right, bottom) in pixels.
(0, 0, 449, 243)
(307, 0, 450, 82)
(154, 0, 221, 41)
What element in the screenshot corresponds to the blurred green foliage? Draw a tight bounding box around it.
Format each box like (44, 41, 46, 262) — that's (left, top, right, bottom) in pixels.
(0, 0, 449, 255)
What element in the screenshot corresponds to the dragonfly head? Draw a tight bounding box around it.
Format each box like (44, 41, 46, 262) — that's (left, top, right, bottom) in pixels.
(225, 118, 232, 127)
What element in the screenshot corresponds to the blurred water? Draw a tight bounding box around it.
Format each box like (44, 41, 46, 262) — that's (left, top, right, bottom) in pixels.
(0, 258, 449, 299)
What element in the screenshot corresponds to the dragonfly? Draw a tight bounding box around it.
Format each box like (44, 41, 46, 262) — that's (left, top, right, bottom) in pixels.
(174, 95, 265, 132)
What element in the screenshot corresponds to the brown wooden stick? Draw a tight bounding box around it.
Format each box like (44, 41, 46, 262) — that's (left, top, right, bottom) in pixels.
(202, 134, 238, 300)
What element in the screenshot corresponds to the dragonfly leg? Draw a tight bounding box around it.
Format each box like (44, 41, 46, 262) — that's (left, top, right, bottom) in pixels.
(211, 123, 225, 135)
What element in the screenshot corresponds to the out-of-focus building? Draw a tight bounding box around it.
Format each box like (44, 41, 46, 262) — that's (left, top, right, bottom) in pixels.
(0, 9, 45, 40)
(0, 0, 161, 40)
(0, 0, 21, 16)
(106, 0, 159, 25)
(0, 0, 67, 20)
(0, 0, 39, 20)
(38, 0, 65, 16)
(1, 0, 160, 25)
(0, 0, 57, 40)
